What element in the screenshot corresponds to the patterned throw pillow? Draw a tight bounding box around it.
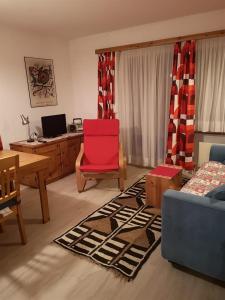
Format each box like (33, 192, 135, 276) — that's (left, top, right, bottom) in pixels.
(181, 161, 225, 196)
(206, 184, 225, 201)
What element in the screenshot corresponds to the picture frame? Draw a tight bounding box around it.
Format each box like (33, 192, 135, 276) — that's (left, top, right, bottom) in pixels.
(73, 118, 83, 132)
(24, 57, 58, 108)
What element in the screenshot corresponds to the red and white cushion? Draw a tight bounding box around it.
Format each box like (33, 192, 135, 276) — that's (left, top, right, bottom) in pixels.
(181, 161, 225, 196)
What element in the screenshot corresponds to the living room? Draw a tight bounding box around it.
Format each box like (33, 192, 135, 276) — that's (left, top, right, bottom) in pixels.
(0, 1, 225, 299)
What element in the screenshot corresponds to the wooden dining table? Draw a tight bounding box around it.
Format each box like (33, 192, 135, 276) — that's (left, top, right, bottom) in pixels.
(0, 150, 50, 223)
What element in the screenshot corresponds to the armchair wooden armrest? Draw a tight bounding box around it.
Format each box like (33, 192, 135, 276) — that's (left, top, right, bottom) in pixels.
(120, 143, 127, 178)
(75, 143, 87, 192)
(75, 143, 84, 171)
(119, 143, 125, 168)
(119, 143, 127, 190)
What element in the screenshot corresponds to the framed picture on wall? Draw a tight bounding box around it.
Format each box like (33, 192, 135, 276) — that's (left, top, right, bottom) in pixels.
(24, 57, 58, 108)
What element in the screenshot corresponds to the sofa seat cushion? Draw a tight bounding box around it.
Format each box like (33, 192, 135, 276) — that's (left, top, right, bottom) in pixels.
(181, 161, 225, 196)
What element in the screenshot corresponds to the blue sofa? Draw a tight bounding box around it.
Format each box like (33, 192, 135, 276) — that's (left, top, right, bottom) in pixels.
(161, 145, 225, 282)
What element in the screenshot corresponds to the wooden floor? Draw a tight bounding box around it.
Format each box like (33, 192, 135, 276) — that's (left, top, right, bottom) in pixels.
(0, 166, 225, 300)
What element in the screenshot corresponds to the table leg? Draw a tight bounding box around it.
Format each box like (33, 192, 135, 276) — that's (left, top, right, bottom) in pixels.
(37, 170, 50, 223)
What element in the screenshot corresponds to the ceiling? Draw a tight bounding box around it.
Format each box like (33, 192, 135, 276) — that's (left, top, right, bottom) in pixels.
(0, 0, 224, 39)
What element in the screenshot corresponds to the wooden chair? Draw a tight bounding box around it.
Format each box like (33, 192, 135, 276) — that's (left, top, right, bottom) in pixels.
(75, 119, 126, 192)
(0, 155, 27, 244)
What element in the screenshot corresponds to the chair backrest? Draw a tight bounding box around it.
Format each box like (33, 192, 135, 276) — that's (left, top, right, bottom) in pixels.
(83, 119, 119, 165)
(0, 155, 19, 206)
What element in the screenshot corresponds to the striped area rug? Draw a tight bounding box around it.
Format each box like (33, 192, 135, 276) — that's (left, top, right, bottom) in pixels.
(54, 177, 161, 280)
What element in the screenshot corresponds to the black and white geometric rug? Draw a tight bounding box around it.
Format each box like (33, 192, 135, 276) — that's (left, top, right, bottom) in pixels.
(54, 177, 161, 280)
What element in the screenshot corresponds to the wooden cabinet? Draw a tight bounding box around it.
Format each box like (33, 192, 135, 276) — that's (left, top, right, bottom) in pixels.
(67, 139, 81, 172)
(34, 144, 61, 181)
(145, 166, 182, 208)
(60, 141, 70, 176)
(10, 133, 83, 187)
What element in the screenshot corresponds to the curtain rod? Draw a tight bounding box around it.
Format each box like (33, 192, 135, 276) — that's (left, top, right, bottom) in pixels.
(95, 29, 225, 54)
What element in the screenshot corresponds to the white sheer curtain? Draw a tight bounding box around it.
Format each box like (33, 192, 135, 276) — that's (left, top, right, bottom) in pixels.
(116, 45, 173, 167)
(196, 37, 225, 132)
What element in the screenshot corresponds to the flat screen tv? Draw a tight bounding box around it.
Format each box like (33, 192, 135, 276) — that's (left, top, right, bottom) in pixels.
(41, 114, 67, 138)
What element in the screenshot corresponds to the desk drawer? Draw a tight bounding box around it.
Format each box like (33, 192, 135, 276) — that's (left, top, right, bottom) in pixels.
(35, 144, 59, 155)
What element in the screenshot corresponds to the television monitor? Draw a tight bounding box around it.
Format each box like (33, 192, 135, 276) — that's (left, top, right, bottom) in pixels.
(41, 114, 67, 138)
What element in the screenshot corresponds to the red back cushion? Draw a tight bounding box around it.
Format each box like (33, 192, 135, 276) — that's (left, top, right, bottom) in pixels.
(83, 119, 119, 165)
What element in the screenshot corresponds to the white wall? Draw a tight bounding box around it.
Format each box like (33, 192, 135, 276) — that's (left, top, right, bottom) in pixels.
(69, 9, 225, 119)
(0, 26, 74, 148)
(1, 9, 225, 149)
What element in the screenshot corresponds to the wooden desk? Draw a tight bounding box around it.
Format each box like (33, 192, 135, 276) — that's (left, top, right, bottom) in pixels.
(0, 150, 50, 223)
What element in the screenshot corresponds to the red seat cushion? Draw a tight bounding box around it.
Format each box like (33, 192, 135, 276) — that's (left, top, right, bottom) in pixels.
(80, 164, 119, 172)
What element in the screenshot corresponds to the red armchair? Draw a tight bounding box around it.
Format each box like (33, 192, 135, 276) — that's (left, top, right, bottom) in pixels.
(75, 119, 126, 192)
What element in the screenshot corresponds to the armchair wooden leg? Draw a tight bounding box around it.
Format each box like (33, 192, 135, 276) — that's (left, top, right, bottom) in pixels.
(76, 172, 87, 193)
(123, 156, 127, 180)
(0, 223, 3, 233)
(17, 205, 27, 245)
(119, 174, 125, 192)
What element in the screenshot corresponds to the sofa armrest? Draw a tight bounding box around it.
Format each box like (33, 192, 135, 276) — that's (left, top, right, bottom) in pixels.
(162, 189, 225, 211)
(161, 189, 225, 281)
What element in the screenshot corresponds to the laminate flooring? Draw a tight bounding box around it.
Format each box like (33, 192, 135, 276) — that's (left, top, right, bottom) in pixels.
(0, 166, 225, 300)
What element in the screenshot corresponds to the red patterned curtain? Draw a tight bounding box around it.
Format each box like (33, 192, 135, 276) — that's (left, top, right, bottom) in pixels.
(98, 52, 115, 119)
(165, 40, 196, 170)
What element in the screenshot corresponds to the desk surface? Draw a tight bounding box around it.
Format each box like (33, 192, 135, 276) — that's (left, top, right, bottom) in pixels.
(10, 132, 83, 149)
(0, 150, 49, 172)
